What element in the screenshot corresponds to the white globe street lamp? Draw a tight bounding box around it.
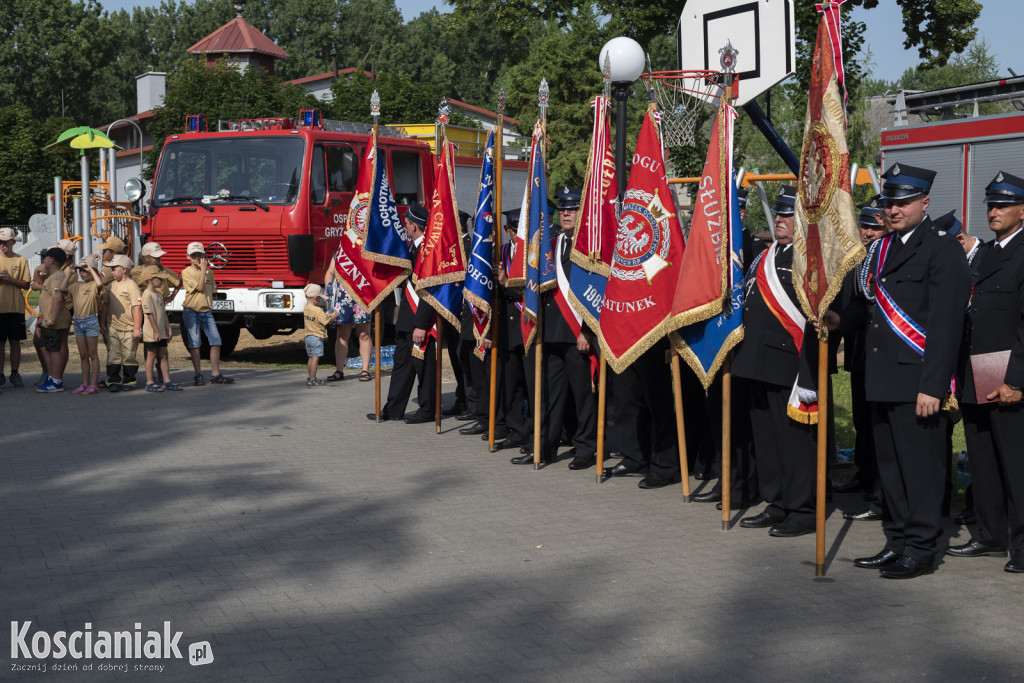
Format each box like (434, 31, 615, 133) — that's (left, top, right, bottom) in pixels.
(599, 36, 646, 200)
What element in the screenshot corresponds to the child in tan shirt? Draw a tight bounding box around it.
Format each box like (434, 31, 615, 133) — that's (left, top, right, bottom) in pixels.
(59, 255, 103, 394)
(140, 266, 181, 392)
(303, 284, 338, 386)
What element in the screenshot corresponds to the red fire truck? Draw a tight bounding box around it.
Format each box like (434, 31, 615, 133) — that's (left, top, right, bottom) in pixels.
(138, 113, 526, 355)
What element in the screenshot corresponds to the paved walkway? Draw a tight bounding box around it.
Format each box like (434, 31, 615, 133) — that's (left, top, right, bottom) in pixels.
(3, 369, 1022, 681)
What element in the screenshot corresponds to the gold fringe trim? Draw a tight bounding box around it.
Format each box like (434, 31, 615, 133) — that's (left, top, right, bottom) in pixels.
(943, 396, 959, 412)
(362, 250, 412, 269)
(670, 326, 745, 391)
(569, 249, 611, 278)
(566, 288, 601, 344)
(666, 296, 727, 334)
(464, 289, 491, 316)
(794, 239, 866, 324)
(412, 344, 426, 360)
(336, 267, 410, 315)
(415, 270, 466, 290)
(787, 404, 819, 425)
(506, 276, 526, 288)
(416, 288, 461, 332)
(598, 314, 677, 375)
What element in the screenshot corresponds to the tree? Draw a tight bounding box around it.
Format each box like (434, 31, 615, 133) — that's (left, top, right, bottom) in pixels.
(0, 105, 80, 223)
(325, 72, 477, 128)
(144, 59, 318, 177)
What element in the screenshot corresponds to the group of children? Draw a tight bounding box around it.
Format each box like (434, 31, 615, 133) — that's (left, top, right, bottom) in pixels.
(0, 232, 234, 395)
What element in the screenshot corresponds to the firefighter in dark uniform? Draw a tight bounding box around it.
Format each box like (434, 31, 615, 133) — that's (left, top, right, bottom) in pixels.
(731, 186, 821, 537)
(530, 187, 598, 469)
(497, 209, 534, 456)
(833, 163, 971, 579)
(368, 202, 438, 423)
(835, 197, 889, 521)
(946, 171, 1024, 573)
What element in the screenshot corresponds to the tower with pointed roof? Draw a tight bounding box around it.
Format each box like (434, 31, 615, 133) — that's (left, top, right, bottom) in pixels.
(186, 0, 289, 75)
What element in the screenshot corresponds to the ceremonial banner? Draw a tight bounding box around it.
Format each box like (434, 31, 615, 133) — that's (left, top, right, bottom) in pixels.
(598, 106, 686, 373)
(669, 100, 737, 328)
(567, 95, 618, 333)
(465, 131, 497, 357)
(415, 139, 466, 328)
(522, 123, 554, 351)
(672, 175, 745, 390)
(332, 137, 410, 312)
(505, 124, 542, 289)
(793, 0, 865, 325)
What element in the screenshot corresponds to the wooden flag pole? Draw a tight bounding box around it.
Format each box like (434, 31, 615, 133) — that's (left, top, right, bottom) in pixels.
(488, 91, 505, 452)
(371, 91, 383, 422)
(534, 79, 549, 471)
(434, 101, 450, 435)
(815, 336, 829, 575)
(595, 357, 607, 484)
(670, 355, 691, 502)
(721, 362, 733, 530)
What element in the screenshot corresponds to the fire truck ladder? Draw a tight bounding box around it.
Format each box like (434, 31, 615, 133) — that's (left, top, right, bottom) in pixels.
(890, 74, 1024, 126)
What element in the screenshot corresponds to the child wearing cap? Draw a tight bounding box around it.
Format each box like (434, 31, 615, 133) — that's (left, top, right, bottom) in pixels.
(131, 242, 181, 302)
(33, 247, 74, 392)
(140, 266, 181, 392)
(59, 255, 104, 394)
(98, 235, 127, 285)
(303, 283, 339, 386)
(100, 253, 143, 392)
(181, 242, 234, 386)
(0, 227, 31, 390)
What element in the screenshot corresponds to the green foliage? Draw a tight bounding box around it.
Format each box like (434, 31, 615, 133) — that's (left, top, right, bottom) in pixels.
(0, 105, 80, 223)
(145, 59, 318, 179)
(324, 72, 476, 128)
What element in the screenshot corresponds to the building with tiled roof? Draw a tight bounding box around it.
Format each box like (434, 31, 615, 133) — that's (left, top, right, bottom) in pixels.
(187, 15, 289, 75)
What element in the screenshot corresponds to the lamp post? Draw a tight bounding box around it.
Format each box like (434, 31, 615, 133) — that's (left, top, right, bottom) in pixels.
(599, 36, 646, 201)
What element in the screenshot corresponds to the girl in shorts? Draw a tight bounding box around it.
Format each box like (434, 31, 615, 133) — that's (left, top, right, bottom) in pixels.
(140, 267, 181, 392)
(59, 258, 103, 395)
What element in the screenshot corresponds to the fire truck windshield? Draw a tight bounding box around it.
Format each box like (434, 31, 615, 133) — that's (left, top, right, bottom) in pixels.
(152, 136, 305, 208)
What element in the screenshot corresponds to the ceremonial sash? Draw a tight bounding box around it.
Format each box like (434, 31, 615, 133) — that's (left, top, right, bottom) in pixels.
(554, 234, 599, 384)
(872, 234, 957, 407)
(756, 246, 818, 423)
(503, 241, 534, 345)
(405, 280, 437, 360)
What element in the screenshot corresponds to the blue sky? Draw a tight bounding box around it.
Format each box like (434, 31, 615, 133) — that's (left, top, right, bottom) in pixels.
(102, 0, 1016, 83)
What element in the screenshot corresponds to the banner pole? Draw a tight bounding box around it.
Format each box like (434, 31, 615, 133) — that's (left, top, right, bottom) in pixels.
(434, 101, 449, 436)
(816, 336, 829, 575)
(671, 355, 691, 502)
(488, 91, 505, 452)
(722, 361, 733, 529)
(534, 79, 549, 471)
(371, 91, 382, 422)
(596, 357, 607, 484)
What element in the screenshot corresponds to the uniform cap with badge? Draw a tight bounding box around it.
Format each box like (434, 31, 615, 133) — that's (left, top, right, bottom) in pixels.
(772, 185, 797, 216)
(880, 162, 936, 200)
(555, 186, 582, 211)
(858, 195, 886, 227)
(140, 242, 167, 258)
(983, 171, 1024, 205)
(932, 210, 963, 237)
(186, 241, 205, 256)
(405, 202, 429, 227)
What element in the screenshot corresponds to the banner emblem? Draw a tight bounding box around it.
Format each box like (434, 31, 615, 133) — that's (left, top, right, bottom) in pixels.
(612, 189, 672, 284)
(799, 121, 841, 223)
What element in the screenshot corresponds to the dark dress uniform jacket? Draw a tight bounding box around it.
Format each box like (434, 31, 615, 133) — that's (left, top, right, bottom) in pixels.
(958, 235, 1024, 403)
(862, 220, 971, 403)
(732, 244, 801, 387)
(541, 233, 580, 344)
(396, 242, 436, 333)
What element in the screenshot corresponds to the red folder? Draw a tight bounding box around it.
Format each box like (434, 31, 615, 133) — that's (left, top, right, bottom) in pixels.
(971, 350, 1011, 404)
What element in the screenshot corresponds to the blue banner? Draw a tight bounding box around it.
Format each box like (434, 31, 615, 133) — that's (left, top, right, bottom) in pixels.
(464, 131, 495, 347)
(675, 182, 745, 389)
(362, 131, 411, 269)
(523, 129, 553, 348)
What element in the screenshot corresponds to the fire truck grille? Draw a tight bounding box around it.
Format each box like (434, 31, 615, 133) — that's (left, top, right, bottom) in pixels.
(156, 237, 290, 287)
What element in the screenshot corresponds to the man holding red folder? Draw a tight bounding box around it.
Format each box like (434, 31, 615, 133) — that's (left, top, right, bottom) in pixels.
(947, 171, 1024, 573)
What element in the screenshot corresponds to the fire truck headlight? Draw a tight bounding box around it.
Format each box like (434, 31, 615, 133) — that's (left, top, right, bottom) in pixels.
(265, 293, 292, 309)
(124, 177, 146, 202)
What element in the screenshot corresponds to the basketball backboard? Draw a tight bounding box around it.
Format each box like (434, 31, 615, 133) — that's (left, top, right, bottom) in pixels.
(678, 0, 795, 106)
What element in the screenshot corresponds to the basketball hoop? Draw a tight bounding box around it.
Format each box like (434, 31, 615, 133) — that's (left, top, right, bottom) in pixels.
(643, 70, 729, 148)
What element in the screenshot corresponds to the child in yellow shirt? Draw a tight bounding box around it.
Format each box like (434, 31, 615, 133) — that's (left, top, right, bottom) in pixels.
(303, 284, 338, 386)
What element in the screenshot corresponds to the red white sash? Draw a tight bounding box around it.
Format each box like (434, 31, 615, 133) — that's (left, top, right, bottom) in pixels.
(756, 246, 818, 423)
(405, 280, 437, 360)
(555, 233, 599, 383)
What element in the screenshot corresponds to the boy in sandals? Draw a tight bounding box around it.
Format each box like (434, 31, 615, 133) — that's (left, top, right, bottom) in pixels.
(303, 284, 338, 386)
(140, 266, 181, 392)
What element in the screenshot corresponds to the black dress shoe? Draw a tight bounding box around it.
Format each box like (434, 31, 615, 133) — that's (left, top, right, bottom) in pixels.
(483, 428, 511, 441)
(459, 422, 487, 436)
(520, 445, 533, 455)
(769, 518, 815, 537)
(1005, 553, 1024, 573)
(456, 410, 476, 421)
(403, 412, 433, 424)
(945, 539, 1007, 558)
(739, 510, 785, 529)
(693, 470, 714, 481)
(510, 452, 552, 465)
(716, 499, 759, 510)
(880, 555, 934, 579)
(843, 509, 882, 521)
(494, 434, 526, 451)
(853, 549, 900, 569)
(441, 402, 466, 416)
(833, 478, 870, 494)
(638, 473, 674, 489)
(367, 412, 389, 422)
(693, 490, 722, 503)
(567, 455, 596, 470)
(602, 461, 646, 478)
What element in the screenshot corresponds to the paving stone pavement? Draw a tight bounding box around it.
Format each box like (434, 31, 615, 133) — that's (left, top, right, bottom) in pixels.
(3, 368, 1023, 682)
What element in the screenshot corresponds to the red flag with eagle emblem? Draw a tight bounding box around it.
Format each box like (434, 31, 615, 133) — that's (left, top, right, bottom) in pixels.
(597, 106, 686, 373)
(793, 0, 865, 326)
